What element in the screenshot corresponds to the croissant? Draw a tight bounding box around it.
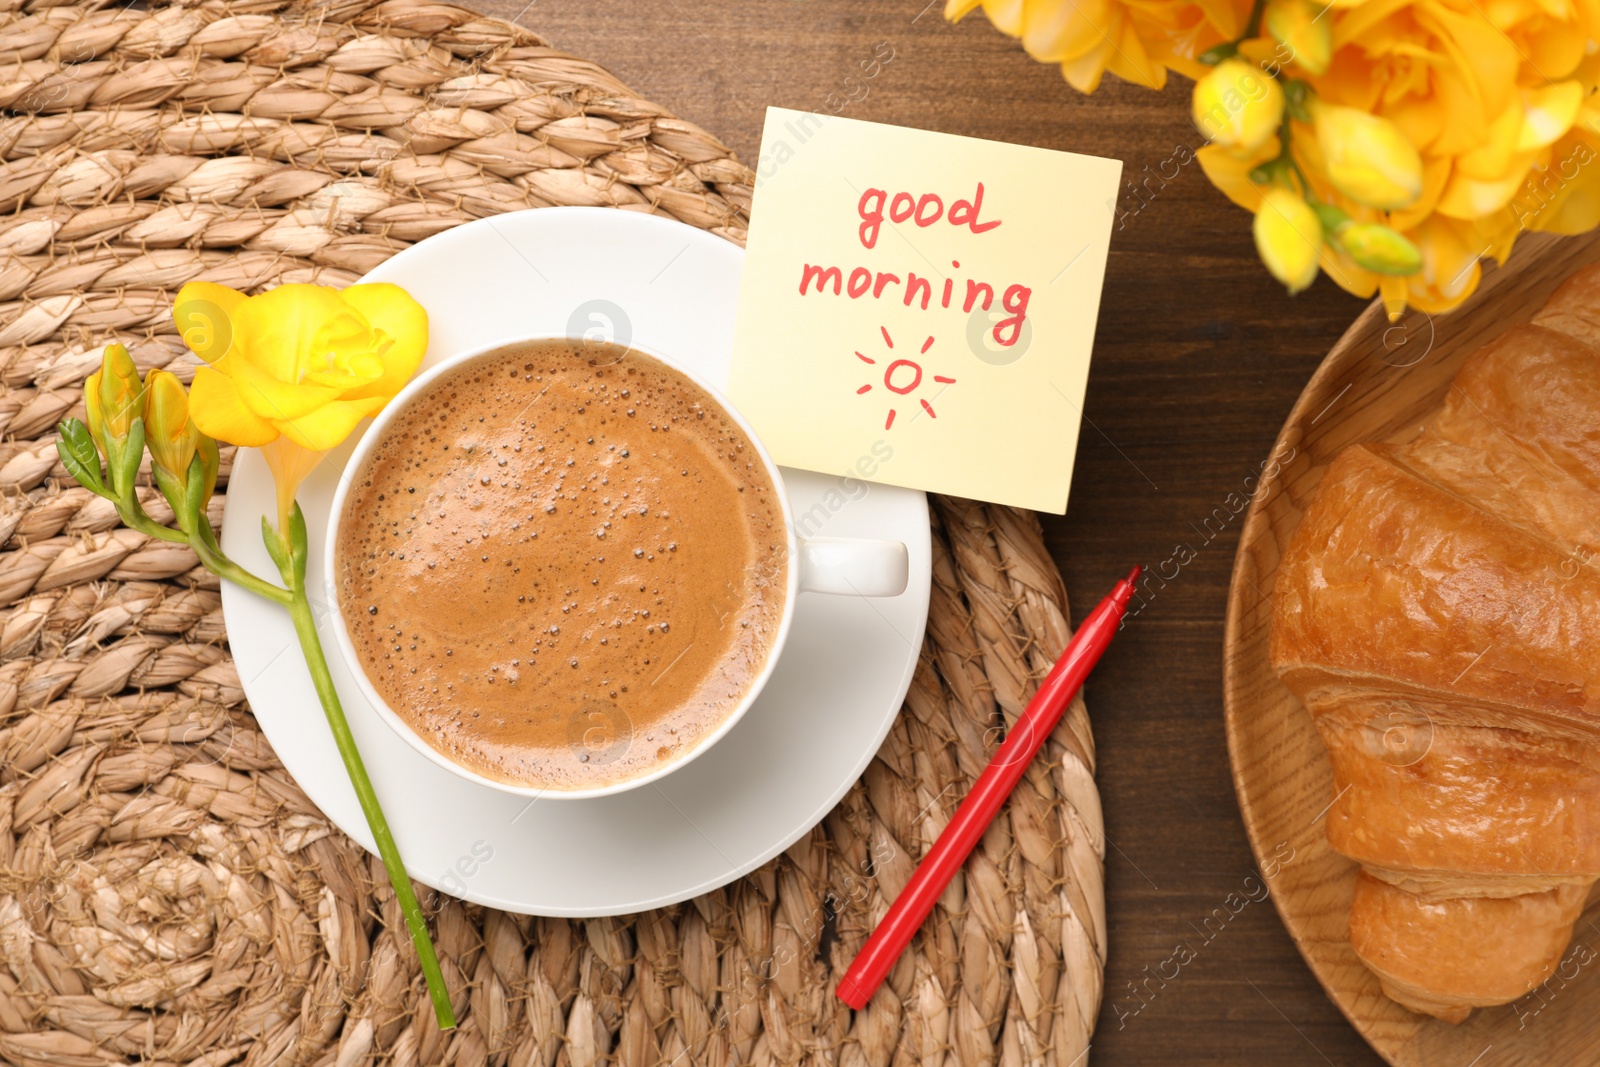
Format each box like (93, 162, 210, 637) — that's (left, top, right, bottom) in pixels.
(1271, 264, 1600, 1023)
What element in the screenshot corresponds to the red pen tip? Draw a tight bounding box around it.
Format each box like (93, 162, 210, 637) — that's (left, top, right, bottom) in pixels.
(1109, 565, 1143, 612)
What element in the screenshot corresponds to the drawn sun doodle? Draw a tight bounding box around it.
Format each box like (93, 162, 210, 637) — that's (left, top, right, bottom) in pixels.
(855, 326, 957, 430)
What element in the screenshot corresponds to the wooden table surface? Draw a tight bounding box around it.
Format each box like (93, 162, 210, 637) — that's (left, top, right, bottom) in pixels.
(473, 1, 1390, 1061)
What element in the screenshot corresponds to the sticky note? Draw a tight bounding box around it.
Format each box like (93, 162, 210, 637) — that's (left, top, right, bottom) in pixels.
(728, 108, 1122, 514)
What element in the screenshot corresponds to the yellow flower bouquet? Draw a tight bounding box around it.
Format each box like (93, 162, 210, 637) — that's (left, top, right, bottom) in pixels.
(949, 0, 1600, 318)
(57, 284, 455, 1029)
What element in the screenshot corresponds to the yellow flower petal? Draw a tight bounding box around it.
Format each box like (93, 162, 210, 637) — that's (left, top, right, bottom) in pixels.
(1332, 0, 1414, 49)
(1197, 141, 1277, 212)
(276, 395, 388, 452)
(1436, 160, 1532, 219)
(980, 0, 1026, 36)
(302, 349, 385, 391)
(217, 349, 348, 422)
(83, 368, 104, 446)
(1405, 281, 1477, 315)
(1454, 98, 1522, 181)
(1413, 217, 1485, 302)
(1317, 243, 1380, 298)
(1517, 81, 1583, 152)
(173, 282, 248, 364)
(337, 283, 430, 404)
(230, 284, 370, 386)
(1417, 4, 1518, 121)
(1021, 0, 1109, 62)
(1379, 275, 1408, 321)
(1522, 136, 1600, 233)
(1473, 210, 1520, 265)
(1105, 15, 1166, 90)
(1265, 0, 1332, 75)
(1386, 155, 1452, 232)
(1525, 20, 1587, 81)
(1429, 65, 1489, 158)
(1062, 35, 1115, 92)
(1189, 0, 1244, 41)
(190, 366, 280, 448)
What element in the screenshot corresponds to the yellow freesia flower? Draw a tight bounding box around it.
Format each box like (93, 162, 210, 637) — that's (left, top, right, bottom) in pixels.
(143, 368, 220, 515)
(144, 369, 201, 481)
(946, 0, 1250, 93)
(174, 281, 427, 531)
(1300, 0, 1596, 314)
(60, 284, 451, 1032)
(1193, 58, 1285, 152)
(1254, 188, 1321, 293)
(1311, 104, 1422, 211)
(85, 343, 141, 456)
(954, 0, 1600, 317)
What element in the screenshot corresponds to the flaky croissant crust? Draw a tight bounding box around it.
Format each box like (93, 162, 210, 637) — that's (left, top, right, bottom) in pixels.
(1272, 266, 1600, 1023)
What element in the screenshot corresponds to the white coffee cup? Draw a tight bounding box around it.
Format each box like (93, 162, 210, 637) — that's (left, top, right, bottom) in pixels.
(324, 336, 909, 800)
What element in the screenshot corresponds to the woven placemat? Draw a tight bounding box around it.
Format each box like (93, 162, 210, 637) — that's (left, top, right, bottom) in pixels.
(0, 2, 1107, 1064)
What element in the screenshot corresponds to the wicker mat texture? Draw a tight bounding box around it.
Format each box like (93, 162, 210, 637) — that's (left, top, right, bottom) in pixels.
(0, 2, 1108, 1065)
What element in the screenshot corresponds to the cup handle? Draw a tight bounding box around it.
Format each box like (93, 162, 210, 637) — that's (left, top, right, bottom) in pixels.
(797, 537, 909, 597)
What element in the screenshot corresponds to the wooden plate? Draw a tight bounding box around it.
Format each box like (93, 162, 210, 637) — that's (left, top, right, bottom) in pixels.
(1222, 228, 1600, 1067)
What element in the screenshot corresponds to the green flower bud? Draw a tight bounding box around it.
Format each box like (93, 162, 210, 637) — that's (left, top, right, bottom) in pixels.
(1338, 223, 1424, 275)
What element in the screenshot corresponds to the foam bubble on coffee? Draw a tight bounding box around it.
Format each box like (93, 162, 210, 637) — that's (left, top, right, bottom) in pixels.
(336, 340, 788, 790)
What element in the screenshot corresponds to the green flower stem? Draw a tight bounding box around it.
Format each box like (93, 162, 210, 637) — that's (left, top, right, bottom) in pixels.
(173, 497, 451, 1026)
(122, 484, 293, 605)
(116, 502, 193, 545)
(284, 573, 458, 1031)
(188, 530, 294, 607)
(112, 482, 191, 546)
(57, 414, 455, 1029)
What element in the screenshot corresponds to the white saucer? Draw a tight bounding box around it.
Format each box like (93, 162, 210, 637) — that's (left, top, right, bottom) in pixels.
(219, 208, 932, 915)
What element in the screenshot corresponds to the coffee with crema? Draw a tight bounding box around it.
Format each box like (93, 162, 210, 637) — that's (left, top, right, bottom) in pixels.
(336, 340, 788, 790)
